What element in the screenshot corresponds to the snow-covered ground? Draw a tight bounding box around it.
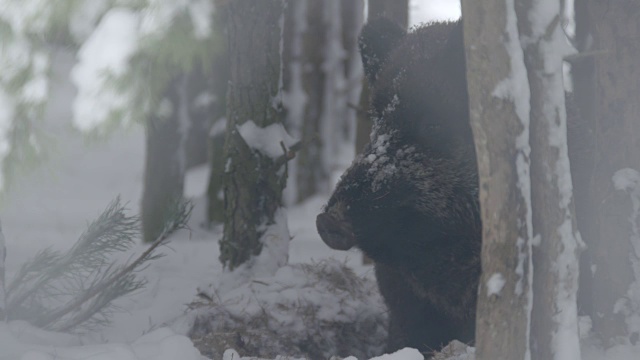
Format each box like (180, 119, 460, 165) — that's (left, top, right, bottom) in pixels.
(0, 50, 637, 360)
(1, 2, 639, 360)
(0, 49, 371, 359)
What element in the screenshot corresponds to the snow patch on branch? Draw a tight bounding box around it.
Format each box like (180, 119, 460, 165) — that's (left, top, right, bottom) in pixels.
(21, 52, 49, 104)
(0, 0, 51, 35)
(69, 0, 110, 43)
(237, 121, 297, 160)
(139, 0, 213, 39)
(71, 8, 140, 132)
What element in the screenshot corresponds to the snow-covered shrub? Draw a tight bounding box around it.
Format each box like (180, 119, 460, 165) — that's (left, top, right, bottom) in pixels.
(186, 260, 387, 360)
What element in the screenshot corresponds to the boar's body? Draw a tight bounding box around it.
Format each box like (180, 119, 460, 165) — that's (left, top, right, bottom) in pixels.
(318, 19, 481, 353)
(318, 18, 591, 355)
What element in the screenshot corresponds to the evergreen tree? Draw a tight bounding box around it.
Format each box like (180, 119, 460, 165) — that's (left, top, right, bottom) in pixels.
(0, 1, 222, 242)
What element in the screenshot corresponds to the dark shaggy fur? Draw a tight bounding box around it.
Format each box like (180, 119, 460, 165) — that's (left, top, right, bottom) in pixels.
(317, 19, 480, 354)
(317, 18, 588, 355)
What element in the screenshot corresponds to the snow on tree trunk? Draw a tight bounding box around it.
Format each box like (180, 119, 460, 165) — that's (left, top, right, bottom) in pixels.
(514, 1, 582, 359)
(220, 0, 291, 273)
(579, 0, 640, 344)
(462, 1, 534, 359)
(0, 220, 6, 321)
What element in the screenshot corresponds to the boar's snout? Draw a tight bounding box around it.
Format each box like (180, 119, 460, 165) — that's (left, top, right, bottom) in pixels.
(316, 212, 356, 251)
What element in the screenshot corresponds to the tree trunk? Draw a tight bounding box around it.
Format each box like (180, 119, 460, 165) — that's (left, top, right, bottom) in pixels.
(462, 1, 533, 359)
(570, 0, 597, 322)
(142, 68, 212, 242)
(282, 0, 363, 204)
(579, 0, 640, 345)
(0, 221, 6, 321)
(294, 0, 329, 202)
(219, 0, 288, 271)
(206, 0, 230, 224)
(515, 1, 582, 358)
(141, 75, 188, 243)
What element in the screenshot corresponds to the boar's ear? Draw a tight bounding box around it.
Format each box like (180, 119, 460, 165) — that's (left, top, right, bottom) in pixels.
(359, 17, 406, 84)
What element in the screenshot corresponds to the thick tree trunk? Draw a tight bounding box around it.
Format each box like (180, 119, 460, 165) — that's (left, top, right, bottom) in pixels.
(579, 0, 640, 344)
(462, 1, 533, 359)
(515, 2, 582, 359)
(219, 0, 287, 270)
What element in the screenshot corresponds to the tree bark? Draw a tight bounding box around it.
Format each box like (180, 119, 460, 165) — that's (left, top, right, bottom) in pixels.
(206, 0, 230, 224)
(142, 66, 212, 242)
(294, 0, 329, 202)
(462, 1, 533, 359)
(514, 1, 582, 359)
(0, 221, 6, 321)
(141, 75, 188, 243)
(570, 0, 597, 322)
(283, 0, 363, 204)
(219, 0, 287, 270)
(578, 0, 640, 344)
